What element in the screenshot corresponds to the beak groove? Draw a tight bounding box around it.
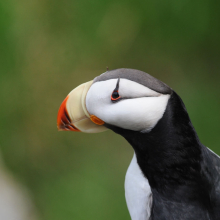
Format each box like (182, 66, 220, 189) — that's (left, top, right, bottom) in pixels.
(57, 96, 81, 132)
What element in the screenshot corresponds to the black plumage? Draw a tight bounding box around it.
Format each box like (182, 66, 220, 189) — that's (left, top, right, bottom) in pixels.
(106, 91, 220, 220)
(58, 68, 220, 220)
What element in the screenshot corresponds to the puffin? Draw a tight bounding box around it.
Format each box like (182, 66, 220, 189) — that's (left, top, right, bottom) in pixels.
(57, 68, 220, 220)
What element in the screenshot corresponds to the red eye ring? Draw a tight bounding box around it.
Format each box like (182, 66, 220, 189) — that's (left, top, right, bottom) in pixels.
(111, 90, 121, 101)
(111, 96, 121, 101)
(111, 78, 121, 102)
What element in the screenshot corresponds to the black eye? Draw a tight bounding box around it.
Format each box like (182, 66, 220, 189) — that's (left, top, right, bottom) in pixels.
(112, 91, 120, 99)
(111, 90, 121, 101)
(111, 78, 121, 102)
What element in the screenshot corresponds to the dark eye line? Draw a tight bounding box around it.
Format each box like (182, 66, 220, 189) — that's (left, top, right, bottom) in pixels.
(114, 77, 120, 91)
(111, 78, 121, 102)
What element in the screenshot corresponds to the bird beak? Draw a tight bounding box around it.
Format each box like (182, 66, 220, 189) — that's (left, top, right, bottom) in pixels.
(57, 80, 108, 133)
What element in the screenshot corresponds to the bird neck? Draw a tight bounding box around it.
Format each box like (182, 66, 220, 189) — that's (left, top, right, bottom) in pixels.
(108, 92, 214, 202)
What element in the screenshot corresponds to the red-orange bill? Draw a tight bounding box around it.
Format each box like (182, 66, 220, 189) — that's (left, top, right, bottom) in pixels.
(57, 95, 80, 132)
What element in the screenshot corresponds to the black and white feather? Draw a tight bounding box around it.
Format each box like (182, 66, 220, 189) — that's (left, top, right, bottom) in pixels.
(85, 68, 220, 220)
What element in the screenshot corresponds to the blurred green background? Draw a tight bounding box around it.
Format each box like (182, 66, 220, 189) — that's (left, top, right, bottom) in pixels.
(0, 0, 220, 219)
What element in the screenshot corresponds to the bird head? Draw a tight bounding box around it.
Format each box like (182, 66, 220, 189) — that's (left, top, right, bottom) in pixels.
(57, 68, 172, 134)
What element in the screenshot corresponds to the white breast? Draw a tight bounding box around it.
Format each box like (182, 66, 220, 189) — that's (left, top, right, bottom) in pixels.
(125, 154, 152, 220)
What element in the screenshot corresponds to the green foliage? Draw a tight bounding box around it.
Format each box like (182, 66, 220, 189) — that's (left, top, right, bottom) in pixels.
(0, 0, 219, 219)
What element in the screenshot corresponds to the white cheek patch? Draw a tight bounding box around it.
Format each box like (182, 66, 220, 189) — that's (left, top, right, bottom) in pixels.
(86, 79, 170, 132)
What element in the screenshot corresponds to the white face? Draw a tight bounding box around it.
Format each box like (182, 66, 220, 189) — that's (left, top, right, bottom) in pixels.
(86, 78, 170, 132)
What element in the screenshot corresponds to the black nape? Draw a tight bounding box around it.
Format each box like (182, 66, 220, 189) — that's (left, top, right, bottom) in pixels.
(105, 91, 220, 220)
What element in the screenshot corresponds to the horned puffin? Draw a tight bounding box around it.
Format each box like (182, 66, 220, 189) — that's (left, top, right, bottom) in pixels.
(57, 68, 220, 220)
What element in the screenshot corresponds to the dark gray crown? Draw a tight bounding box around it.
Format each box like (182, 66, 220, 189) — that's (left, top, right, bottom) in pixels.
(94, 68, 172, 94)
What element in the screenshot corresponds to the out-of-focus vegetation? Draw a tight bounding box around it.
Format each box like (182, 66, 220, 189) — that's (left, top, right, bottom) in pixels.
(0, 0, 219, 219)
